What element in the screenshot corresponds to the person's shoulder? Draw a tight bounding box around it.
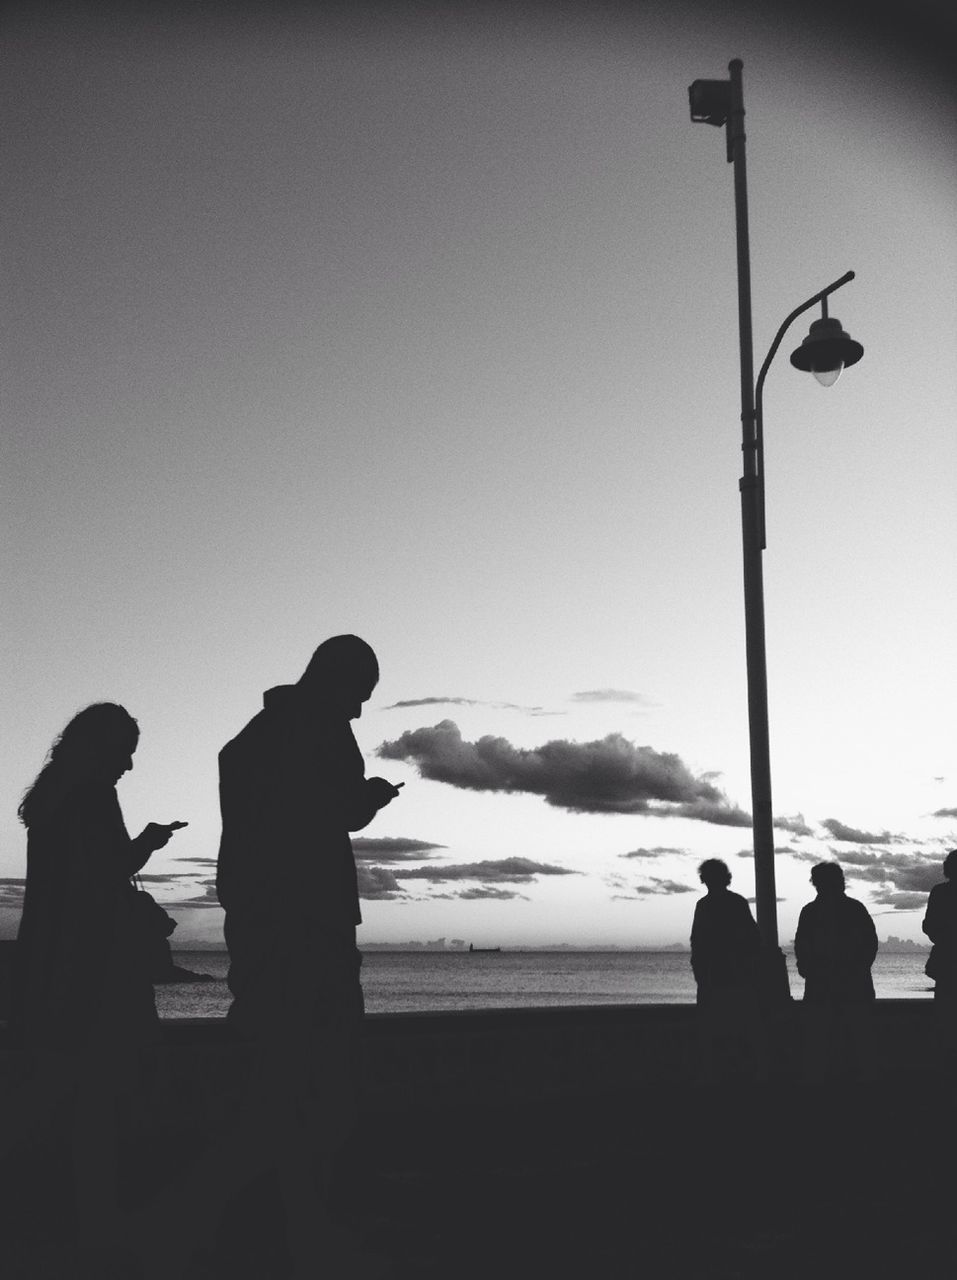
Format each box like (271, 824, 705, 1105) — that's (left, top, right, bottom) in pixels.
(221, 691, 288, 756)
(844, 895, 874, 918)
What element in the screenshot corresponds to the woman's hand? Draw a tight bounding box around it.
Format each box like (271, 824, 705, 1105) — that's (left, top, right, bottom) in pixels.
(138, 820, 188, 852)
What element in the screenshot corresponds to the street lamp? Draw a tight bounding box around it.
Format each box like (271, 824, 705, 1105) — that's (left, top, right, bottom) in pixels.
(688, 60, 864, 1002)
(789, 307, 864, 386)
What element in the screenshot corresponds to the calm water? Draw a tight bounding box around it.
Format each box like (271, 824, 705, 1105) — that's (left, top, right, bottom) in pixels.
(154, 949, 934, 1019)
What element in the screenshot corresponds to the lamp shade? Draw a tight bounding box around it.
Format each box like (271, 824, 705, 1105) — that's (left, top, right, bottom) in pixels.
(790, 316, 863, 378)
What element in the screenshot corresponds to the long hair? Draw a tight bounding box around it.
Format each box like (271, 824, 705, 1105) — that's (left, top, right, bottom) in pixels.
(18, 703, 139, 828)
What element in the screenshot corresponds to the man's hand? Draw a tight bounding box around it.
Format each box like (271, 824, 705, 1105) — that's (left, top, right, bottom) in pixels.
(139, 820, 188, 852)
(367, 777, 404, 810)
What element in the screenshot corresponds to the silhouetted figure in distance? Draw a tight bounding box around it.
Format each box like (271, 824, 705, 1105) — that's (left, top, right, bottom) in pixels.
(690, 858, 765, 1080)
(795, 861, 878, 1081)
(129, 635, 401, 1278)
(922, 849, 957, 998)
(5, 702, 186, 1259)
(922, 848, 957, 1067)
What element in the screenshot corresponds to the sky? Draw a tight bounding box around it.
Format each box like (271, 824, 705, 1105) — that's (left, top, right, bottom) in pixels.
(3, 0, 955, 952)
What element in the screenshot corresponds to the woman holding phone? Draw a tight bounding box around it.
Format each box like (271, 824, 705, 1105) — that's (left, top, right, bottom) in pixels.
(9, 701, 186, 1258)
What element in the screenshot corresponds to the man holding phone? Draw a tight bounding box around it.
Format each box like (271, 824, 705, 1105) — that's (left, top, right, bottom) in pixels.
(216, 634, 402, 1267)
(217, 632, 402, 1038)
(132, 636, 402, 1276)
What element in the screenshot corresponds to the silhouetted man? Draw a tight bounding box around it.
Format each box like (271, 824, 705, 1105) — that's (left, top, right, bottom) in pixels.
(129, 637, 401, 1277)
(217, 634, 401, 1037)
(795, 861, 877, 1081)
(690, 858, 764, 1080)
(219, 635, 400, 1265)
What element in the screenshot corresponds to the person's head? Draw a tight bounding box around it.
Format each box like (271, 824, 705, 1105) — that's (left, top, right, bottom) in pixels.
(698, 858, 732, 891)
(18, 703, 139, 826)
(299, 634, 379, 720)
(943, 849, 957, 881)
(810, 861, 845, 896)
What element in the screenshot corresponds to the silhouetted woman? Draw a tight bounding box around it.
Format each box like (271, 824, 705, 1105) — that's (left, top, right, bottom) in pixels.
(9, 703, 185, 1256)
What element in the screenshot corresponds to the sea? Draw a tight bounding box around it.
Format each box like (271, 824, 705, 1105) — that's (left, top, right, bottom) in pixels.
(154, 948, 935, 1019)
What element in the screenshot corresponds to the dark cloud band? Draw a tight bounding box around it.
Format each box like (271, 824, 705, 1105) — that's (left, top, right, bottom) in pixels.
(377, 720, 750, 825)
(391, 856, 575, 884)
(351, 836, 446, 861)
(821, 818, 896, 844)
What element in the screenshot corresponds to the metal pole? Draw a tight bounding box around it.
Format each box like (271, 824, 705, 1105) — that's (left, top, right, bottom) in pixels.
(726, 61, 789, 998)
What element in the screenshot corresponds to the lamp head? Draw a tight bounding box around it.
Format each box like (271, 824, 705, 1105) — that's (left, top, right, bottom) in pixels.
(688, 79, 732, 126)
(790, 316, 863, 387)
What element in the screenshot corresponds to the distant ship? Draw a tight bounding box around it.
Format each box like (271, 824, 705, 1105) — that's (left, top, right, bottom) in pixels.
(468, 943, 502, 953)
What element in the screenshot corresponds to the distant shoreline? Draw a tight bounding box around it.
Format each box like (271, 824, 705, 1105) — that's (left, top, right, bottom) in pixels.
(173, 940, 931, 956)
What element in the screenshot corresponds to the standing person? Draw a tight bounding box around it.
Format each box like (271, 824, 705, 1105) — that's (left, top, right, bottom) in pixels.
(922, 850, 957, 998)
(6, 703, 186, 1256)
(921, 849, 957, 1066)
(690, 858, 765, 1080)
(794, 861, 878, 1081)
(127, 635, 402, 1278)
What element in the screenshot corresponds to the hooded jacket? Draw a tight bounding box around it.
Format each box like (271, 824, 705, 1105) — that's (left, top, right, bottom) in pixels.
(216, 685, 379, 1032)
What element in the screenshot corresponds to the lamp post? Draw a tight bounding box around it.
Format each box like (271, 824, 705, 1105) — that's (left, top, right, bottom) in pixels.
(688, 60, 864, 1002)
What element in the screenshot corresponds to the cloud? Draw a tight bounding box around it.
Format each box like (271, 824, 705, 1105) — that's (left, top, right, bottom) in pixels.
(356, 865, 407, 900)
(393, 857, 576, 884)
(668, 800, 751, 827)
(378, 720, 750, 825)
(870, 890, 928, 911)
(619, 846, 687, 859)
(821, 818, 896, 844)
(740, 844, 798, 859)
(790, 846, 944, 896)
(614, 876, 696, 899)
(845, 858, 939, 893)
(455, 887, 528, 901)
(932, 808, 957, 819)
(737, 845, 803, 860)
(382, 696, 554, 715)
(639, 878, 696, 895)
(570, 690, 657, 707)
(136, 872, 190, 884)
(383, 696, 482, 709)
(774, 814, 814, 837)
(173, 856, 218, 866)
(351, 837, 446, 862)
